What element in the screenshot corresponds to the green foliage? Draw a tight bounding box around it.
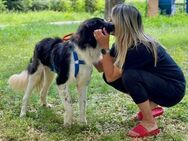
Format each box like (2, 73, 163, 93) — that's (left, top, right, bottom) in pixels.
(1, 0, 104, 12)
(5, 0, 22, 11)
(31, 0, 51, 11)
(130, 1, 147, 16)
(85, 0, 97, 13)
(0, 0, 6, 12)
(20, 0, 33, 12)
(48, 0, 66, 12)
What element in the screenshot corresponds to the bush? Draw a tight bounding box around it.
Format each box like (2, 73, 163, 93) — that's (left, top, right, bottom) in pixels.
(48, 0, 66, 12)
(5, 0, 35, 12)
(85, 0, 97, 13)
(5, 0, 23, 11)
(31, 0, 49, 11)
(76, 0, 85, 12)
(0, 0, 6, 12)
(95, 0, 104, 11)
(20, 0, 33, 12)
(1, 0, 105, 12)
(20, 0, 85, 12)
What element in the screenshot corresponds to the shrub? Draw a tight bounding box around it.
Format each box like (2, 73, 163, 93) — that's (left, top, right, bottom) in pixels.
(95, 0, 104, 11)
(5, 0, 23, 11)
(1, 0, 105, 13)
(85, 0, 97, 13)
(49, 0, 67, 12)
(20, 0, 33, 12)
(76, 0, 85, 12)
(0, 0, 6, 12)
(31, 0, 49, 11)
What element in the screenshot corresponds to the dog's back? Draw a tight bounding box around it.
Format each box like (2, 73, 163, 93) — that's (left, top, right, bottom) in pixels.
(8, 37, 74, 91)
(28, 37, 62, 74)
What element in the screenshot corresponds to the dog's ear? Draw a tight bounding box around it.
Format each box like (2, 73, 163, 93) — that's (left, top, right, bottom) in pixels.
(75, 25, 97, 49)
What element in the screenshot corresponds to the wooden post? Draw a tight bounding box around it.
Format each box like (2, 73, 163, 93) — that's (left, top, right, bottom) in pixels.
(147, 0, 159, 17)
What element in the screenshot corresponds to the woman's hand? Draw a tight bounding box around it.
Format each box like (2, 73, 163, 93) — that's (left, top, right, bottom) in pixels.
(93, 28, 109, 49)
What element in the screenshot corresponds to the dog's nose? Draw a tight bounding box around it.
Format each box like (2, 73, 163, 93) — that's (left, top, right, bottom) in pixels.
(105, 22, 115, 34)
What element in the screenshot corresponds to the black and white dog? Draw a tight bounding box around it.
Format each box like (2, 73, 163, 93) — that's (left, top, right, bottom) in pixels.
(8, 17, 114, 126)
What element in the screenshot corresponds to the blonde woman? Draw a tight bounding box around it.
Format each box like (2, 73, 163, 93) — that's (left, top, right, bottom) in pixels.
(94, 4, 186, 138)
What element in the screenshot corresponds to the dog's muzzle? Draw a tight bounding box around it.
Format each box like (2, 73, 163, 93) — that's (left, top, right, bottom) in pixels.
(105, 22, 115, 34)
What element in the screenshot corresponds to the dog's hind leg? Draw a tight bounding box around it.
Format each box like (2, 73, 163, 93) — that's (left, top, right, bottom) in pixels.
(77, 84, 88, 125)
(57, 84, 73, 126)
(40, 67, 55, 107)
(20, 65, 43, 117)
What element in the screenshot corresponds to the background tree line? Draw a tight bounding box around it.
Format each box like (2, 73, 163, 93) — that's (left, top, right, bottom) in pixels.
(0, 0, 125, 19)
(0, 0, 101, 12)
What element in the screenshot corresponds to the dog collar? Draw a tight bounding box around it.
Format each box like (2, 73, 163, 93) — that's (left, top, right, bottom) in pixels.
(73, 51, 85, 78)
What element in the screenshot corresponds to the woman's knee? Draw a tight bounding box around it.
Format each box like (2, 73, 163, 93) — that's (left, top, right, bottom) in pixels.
(122, 69, 141, 87)
(102, 73, 128, 93)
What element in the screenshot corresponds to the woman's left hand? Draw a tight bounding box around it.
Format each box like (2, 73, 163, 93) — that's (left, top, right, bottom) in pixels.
(93, 28, 109, 49)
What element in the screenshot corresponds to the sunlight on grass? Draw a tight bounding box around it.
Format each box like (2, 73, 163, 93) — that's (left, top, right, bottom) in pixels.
(0, 11, 91, 26)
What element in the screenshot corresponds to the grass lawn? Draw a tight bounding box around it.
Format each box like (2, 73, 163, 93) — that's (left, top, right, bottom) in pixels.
(0, 10, 188, 141)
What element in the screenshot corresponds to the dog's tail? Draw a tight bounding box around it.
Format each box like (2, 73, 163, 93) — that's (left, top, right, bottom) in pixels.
(8, 70, 29, 91)
(8, 48, 43, 92)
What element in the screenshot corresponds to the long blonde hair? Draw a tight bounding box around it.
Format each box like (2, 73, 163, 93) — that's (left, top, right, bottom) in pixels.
(111, 4, 158, 68)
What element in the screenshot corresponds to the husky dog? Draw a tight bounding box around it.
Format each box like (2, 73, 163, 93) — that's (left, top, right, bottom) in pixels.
(8, 17, 114, 126)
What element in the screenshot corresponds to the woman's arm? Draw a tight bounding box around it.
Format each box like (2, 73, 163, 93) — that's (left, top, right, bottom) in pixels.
(101, 53, 122, 82)
(93, 60, 103, 72)
(94, 28, 122, 82)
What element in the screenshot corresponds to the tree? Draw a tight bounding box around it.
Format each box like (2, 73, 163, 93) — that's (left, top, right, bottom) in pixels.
(5, 0, 22, 11)
(147, 0, 158, 17)
(85, 0, 96, 13)
(70, 0, 78, 12)
(104, 0, 125, 20)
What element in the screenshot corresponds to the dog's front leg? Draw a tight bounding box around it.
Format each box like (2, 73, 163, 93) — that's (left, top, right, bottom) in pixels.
(77, 85, 87, 125)
(58, 84, 73, 126)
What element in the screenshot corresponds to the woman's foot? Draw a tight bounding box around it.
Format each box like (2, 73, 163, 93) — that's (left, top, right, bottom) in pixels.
(128, 121, 159, 138)
(132, 106, 164, 121)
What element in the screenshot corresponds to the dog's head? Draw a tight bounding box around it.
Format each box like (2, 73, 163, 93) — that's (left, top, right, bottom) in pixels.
(72, 17, 114, 50)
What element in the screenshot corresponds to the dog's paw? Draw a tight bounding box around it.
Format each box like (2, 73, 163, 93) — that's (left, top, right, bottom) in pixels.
(80, 118, 87, 125)
(63, 122, 72, 127)
(46, 103, 53, 108)
(42, 103, 53, 108)
(20, 112, 26, 118)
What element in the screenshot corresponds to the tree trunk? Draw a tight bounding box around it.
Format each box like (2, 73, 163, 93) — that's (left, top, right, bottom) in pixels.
(147, 0, 158, 17)
(104, 0, 125, 20)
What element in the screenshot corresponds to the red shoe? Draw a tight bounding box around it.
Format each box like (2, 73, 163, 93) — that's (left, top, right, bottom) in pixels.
(136, 107, 164, 120)
(128, 124, 160, 138)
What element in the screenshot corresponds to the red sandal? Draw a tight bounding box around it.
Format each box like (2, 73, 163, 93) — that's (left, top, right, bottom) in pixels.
(136, 107, 164, 120)
(128, 124, 160, 138)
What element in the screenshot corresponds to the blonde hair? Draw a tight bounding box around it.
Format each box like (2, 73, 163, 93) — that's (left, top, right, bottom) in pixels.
(111, 4, 158, 68)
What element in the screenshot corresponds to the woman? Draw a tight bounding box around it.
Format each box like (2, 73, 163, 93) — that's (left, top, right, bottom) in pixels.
(93, 4, 186, 138)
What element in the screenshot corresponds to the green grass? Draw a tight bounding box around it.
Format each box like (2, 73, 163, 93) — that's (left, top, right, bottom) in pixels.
(0, 11, 92, 26)
(0, 11, 188, 141)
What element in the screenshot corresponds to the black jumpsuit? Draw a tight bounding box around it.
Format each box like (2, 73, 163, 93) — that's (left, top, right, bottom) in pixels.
(103, 43, 186, 107)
